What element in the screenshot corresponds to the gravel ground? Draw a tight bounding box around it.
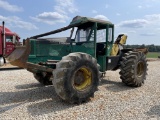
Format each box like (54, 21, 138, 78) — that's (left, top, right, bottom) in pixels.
(0, 60, 160, 120)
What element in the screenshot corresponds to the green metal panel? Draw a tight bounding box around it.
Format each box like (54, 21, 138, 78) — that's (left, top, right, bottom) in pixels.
(106, 25, 114, 56)
(28, 39, 71, 64)
(72, 42, 95, 57)
(28, 56, 62, 64)
(30, 40, 36, 55)
(97, 56, 106, 72)
(94, 23, 97, 58)
(36, 44, 70, 57)
(105, 25, 109, 56)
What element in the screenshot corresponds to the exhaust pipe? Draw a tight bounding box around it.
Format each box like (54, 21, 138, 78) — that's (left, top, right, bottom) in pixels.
(2, 21, 6, 56)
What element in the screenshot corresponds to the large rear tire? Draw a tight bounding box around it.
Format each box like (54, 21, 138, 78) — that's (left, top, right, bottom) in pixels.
(119, 51, 148, 87)
(33, 72, 53, 85)
(53, 52, 100, 104)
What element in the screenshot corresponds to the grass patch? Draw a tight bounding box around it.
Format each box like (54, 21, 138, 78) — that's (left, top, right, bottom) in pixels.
(146, 52, 160, 58)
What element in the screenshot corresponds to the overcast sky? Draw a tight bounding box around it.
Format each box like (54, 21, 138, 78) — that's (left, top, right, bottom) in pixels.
(0, 0, 160, 45)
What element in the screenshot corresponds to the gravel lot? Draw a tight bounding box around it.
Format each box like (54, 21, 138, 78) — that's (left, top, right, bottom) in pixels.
(0, 60, 160, 120)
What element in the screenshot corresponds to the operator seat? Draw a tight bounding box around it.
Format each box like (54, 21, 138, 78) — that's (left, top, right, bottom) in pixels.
(110, 34, 127, 56)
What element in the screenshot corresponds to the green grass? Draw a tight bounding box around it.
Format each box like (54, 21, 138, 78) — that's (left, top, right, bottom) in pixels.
(146, 52, 160, 58)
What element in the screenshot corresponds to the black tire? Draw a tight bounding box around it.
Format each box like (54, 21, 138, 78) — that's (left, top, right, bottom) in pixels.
(119, 51, 148, 87)
(53, 52, 100, 104)
(33, 72, 53, 85)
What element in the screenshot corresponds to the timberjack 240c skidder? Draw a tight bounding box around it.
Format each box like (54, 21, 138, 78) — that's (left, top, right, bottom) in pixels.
(6, 16, 148, 104)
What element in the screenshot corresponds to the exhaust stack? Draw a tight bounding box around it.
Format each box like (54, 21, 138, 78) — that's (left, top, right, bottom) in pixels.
(2, 21, 6, 56)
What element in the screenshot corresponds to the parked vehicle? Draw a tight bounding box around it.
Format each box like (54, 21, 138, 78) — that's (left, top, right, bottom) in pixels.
(0, 21, 20, 66)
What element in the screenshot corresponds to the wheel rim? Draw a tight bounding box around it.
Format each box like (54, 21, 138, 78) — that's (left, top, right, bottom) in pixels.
(137, 61, 144, 77)
(73, 67, 92, 91)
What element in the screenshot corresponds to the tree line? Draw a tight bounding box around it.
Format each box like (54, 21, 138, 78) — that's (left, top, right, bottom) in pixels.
(124, 44, 160, 52)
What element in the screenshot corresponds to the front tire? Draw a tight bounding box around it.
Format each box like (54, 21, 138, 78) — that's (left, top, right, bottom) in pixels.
(119, 51, 148, 87)
(53, 52, 100, 104)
